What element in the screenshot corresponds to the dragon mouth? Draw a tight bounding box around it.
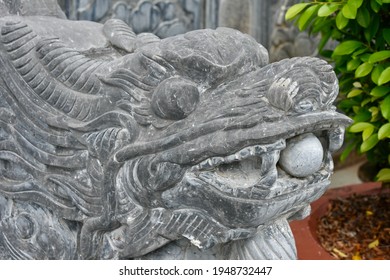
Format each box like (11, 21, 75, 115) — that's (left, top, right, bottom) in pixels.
(159, 122, 348, 229)
(188, 125, 343, 201)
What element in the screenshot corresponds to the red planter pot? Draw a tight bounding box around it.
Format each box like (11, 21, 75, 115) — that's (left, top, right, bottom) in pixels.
(290, 182, 383, 260)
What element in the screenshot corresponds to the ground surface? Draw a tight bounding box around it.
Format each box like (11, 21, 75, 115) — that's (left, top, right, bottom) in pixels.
(317, 192, 390, 260)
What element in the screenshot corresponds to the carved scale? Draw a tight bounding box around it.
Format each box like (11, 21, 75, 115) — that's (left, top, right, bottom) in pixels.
(0, 12, 351, 259)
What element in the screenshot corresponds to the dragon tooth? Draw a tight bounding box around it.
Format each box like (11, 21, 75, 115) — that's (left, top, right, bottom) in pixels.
(191, 164, 201, 171)
(254, 145, 266, 155)
(200, 158, 214, 170)
(212, 157, 224, 166)
(238, 147, 251, 159)
(197, 160, 208, 170)
(225, 154, 237, 163)
(248, 146, 256, 156)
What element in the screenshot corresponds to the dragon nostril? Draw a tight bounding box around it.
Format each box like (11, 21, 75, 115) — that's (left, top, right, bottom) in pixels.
(279, 133, 324, 178)
(152, 77, 199, 120)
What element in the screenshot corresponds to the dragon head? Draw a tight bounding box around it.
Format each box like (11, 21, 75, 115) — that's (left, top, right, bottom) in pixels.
(0, 18, 351, 260)
(97, 27, 351, 259)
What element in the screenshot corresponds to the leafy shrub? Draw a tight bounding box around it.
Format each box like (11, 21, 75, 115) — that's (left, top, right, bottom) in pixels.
(286, 0, 390, 182)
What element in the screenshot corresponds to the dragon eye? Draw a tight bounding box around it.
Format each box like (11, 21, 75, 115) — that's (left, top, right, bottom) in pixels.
(151, 77, 199, 120)
(279, 133, 324, 178)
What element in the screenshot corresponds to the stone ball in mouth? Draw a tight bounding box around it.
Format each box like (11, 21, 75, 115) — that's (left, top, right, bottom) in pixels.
(279, 133, 324, 178)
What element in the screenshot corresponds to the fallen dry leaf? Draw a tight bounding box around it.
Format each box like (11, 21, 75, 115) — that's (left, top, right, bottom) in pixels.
(368, 239, 379, 249)
(333, 248, 348, 258)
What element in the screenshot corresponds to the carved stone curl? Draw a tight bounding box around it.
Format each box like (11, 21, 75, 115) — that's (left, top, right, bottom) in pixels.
(0, 8, 351, 259)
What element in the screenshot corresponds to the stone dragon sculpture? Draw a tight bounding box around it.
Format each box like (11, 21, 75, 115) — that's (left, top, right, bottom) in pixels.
(0, 10, 351, 259)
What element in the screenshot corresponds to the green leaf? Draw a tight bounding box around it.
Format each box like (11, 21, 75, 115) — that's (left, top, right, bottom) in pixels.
(383, 0, 390, 3)
(342, 2, 357, 19)
(372, 65, 385, 85)
(339, 98, 360, 112)
(383, 29, 390, 45)
(347, 89, 363, 98)
(371, 96, 381, 103)
(351, 0, 364, 8)
(360, 53, 371, 62)
(356, 7, 371, 28)
(318, 3, 340, 17)
(368, 51, 390, 63)
(377, 168, 390, 178)
(336, 11, 349, 29)
(339, 77, 354, 90)
(312, 17, 332, 34)
(371, 0, 381, 12)
(333, 40, 363, 56)
(360, 133, 379, 153)
(352, 47, 368, 58)
(354, 109, 371, 122)
(380, 95, 390, 120)
(370, 86, 390, 97)
(376, 168, 390, 182)
(349, 122, 374, 133)
(353, 106, 360, 114)
(298, 5, 320, 30)
(369, 106, 380, 122)
(365, 16, 379, 41)
(378, 67, 390, 85)
(362, 98, 371, 107)
(378, 123, 390, 139)
(363, 126, 375, 141)
(355, 62, 373, 78)
(318, 31, 332, 52)
(347, 59, 361, 71)
(285, 3, 311, 20)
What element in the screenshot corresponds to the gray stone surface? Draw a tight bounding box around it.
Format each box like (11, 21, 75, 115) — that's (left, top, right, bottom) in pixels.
(0, 0, 66, 18)
(0, 1, 351, 259)
(218, 0, 251, 34)
(270, 0, 319, 62)
(60, 0, 205, 39)
(59, 0, 274, 48)
(57, 1, 321, 57)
